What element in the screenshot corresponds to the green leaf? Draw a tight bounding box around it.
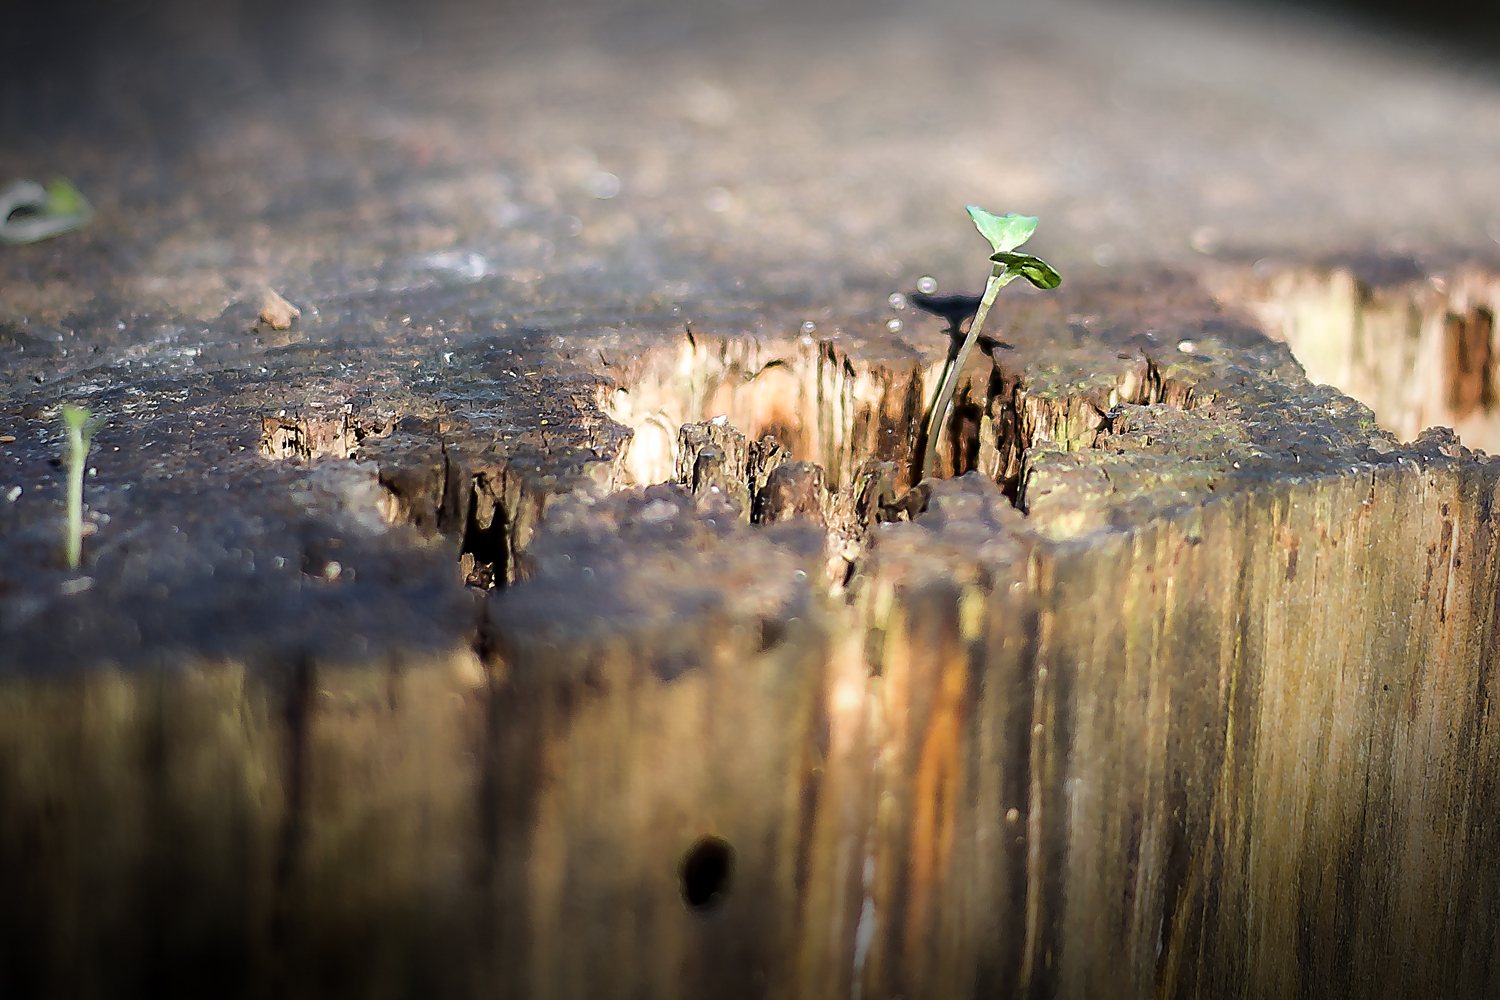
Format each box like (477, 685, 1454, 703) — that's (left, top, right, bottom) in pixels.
(989, 251, 1062, 289)
(61, 404, 103, 445)
(0, 177, 92, 244)
(61, 404, 92, 433)
(966, 206, 1037, 254)
(45, 178, 91, 217)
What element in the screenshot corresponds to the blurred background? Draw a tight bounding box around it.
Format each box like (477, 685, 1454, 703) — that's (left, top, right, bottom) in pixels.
(2, 0, 1498, 325)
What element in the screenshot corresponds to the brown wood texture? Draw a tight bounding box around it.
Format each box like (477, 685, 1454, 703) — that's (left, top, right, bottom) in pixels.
(6, 271, 1498, 998)
(6, 1, 1500, 997)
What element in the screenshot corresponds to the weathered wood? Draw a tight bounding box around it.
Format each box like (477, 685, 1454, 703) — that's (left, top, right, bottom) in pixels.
(676, 418, 753, 518)
(757, 462, 828, 526)
(4, 0, 1500, 997)
(10, 268, 1492, 999)
(1208, 264, 1500, 452)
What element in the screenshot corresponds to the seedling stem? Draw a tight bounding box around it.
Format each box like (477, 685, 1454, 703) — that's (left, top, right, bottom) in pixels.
(61, 404, 99, 570)
(920, 207, 1060, 481)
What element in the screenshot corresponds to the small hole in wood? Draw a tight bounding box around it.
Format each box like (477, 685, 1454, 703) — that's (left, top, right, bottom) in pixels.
(757, 617, 786, 653)
(680, 835, 734, 912)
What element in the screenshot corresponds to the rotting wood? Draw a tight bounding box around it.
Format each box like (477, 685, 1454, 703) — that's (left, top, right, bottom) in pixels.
(675, 418, 753, 520)
(2, 264, 1500, 1000)
(757, 461, 828, 527)
(8, 0, 1500, 991)
(1207, 261, 1500, 453)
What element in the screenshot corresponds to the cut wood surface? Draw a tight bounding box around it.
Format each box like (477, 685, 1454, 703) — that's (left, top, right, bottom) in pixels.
(3, 1, 1500, 997)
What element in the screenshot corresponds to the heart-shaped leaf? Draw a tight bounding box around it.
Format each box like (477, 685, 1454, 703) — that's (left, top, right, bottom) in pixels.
(966, 206, 1037, 254)
(989, 251, 1062, 289)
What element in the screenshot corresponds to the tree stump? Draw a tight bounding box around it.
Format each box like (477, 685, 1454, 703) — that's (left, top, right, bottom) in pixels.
(3, 1, 1500, 998)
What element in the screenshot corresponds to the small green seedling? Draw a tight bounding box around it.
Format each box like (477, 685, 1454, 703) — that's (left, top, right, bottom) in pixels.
(0, 177, 93, 245)
(920, 206, 1061, 480)
(61, 404, 102, 570)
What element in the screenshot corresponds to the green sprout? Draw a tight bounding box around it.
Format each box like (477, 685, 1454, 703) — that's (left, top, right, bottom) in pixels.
(0, 177, 94, 245)
(920, 206, 1061, 480)
(61, 404, 102, 570)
